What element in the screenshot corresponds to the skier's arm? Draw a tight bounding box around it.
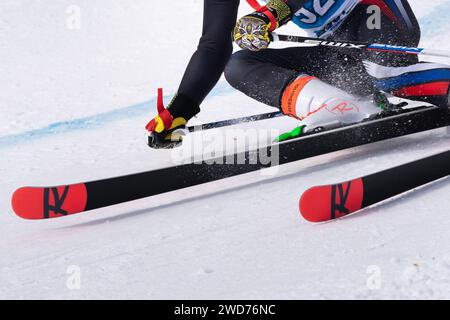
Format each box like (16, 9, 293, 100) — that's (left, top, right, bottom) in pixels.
(177, 0, 240, 107)
(234, 0, 292, 51)
(146, 0, 240, 149)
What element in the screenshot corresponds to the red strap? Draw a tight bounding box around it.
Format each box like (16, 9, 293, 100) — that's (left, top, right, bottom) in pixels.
(245, 0, 278, 32)
(246, 0, 265, 11)
(157, 88, 165, 113)
(156, 88, 173, 128)
(145, 88, 174, 132)
(263, 9, 278, 32)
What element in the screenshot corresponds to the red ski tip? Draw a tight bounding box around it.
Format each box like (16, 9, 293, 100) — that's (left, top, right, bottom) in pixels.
(11, 184, 88, 220)
(299, 179, 364, 223)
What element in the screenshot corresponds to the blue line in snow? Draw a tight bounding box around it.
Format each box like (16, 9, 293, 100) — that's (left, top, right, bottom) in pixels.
(0, 100, 149, 148)
(0, 82, 234, 149)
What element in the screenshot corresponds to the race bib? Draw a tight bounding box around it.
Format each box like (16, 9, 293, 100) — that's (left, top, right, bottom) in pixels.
(292, 0, 360, 37)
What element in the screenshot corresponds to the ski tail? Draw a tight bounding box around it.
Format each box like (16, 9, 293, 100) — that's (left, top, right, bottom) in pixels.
(300, 149, 450, 223)
(300, 179, 364, 223)
(12, 184, 88, 220)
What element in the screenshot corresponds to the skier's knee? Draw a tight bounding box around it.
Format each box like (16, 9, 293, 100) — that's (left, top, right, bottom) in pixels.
(225, 50, 254, 90)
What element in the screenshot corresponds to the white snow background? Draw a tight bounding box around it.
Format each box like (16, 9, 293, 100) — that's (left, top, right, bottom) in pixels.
(0, 0, 450, 299)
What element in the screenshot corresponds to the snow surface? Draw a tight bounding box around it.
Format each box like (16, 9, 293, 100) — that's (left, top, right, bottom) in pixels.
(1, 0, 450, 300)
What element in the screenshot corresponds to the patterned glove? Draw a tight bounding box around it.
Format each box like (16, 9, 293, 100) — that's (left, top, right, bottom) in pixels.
(233, 0, 292, 51)
(234, 12, 272, 51)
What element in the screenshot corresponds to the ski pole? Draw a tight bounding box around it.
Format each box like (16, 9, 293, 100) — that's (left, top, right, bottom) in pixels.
(187, 111, 284, 132)
(272, 33, 450, 59)
(300, 148, 450, 223)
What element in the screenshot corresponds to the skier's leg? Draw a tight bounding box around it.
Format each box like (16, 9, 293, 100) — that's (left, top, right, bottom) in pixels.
(225, 46, 376, 106)
(225, 46, 379, 130)
(224, 48, 300, 108)
(225, 0, 429, 129)
(178, 0, 239, 106)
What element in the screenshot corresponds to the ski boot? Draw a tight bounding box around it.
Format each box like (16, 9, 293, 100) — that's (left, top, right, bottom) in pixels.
(276, 74, 406, 142)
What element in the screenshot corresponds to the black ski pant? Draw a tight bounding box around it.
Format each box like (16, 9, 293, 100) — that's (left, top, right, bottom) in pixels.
(178, 0, 239, 106)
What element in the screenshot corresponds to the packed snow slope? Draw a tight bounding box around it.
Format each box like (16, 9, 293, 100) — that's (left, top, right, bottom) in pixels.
(1, 0, 450, 299)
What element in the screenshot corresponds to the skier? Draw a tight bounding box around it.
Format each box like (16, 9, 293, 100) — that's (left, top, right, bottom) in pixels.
(146, 0, 450, 148)
(225, 0, 450, 139)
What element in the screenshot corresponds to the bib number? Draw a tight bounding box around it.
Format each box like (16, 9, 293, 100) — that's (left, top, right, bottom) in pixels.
(296, 0, 336, 24)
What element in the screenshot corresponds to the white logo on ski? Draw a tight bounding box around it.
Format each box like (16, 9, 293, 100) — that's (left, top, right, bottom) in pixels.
(301, 39, 366, 49)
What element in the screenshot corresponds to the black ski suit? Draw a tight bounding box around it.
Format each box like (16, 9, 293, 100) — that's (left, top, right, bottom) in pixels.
(177, 0, 239, 106)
